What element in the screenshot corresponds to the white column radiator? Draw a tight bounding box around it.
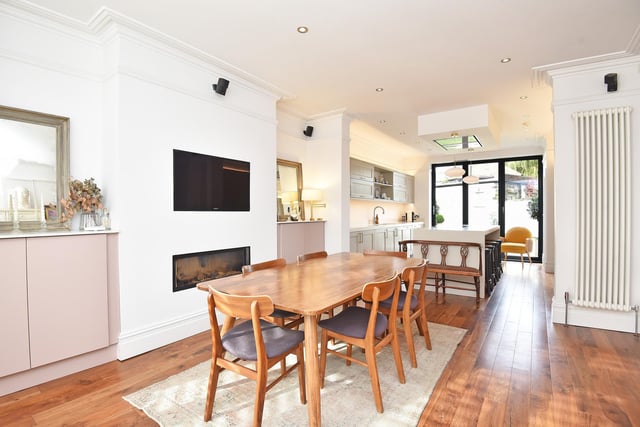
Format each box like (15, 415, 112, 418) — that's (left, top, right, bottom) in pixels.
(573, 106, 631, 311)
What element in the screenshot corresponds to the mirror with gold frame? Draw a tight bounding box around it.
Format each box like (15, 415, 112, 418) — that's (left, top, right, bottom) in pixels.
(0, 105, 70, 231)
(276, 158, 304, 221)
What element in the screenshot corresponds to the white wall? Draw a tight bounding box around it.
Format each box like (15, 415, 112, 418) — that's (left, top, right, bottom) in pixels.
(1, 3, 281, 359)
(276, 108, 351, 253)
(549, 55, 640, 332)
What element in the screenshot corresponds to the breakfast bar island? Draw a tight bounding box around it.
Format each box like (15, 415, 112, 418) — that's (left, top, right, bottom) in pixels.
(412, 224, 501, 299)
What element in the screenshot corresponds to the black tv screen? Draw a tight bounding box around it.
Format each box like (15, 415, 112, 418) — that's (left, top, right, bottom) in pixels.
(173, 149, 250, 211)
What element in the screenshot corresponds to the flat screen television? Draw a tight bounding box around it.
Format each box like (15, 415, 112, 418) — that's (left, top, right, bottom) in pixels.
(173, 149, 250, 211)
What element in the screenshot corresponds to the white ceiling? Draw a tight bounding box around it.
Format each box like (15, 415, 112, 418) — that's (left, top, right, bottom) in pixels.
(23, 0, 640, 157)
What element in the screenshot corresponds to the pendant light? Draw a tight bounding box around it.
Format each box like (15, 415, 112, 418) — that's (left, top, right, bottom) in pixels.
(463, 174, 479, 184)
(445, 165, 465, 178)
(462, 150, 479, 184)
(445, 154, 465, 178)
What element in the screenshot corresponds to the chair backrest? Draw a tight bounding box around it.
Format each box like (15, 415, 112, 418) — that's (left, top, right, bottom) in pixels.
(361, 273, 401, 329)
(297, 250, 328, 263)
(210, 287, 274, 320)
(242, 258, 286, 275)
(363, 249, 408, 259)
(208, 288, 274, 359)
(401, 258, 427, 295)
(505, 227, 532, 244)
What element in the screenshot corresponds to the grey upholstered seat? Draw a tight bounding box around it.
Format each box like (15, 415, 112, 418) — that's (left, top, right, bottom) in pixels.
(222, 319, 304, 360)
(318, 306, 388, 339)
(380, 291, 418, 311)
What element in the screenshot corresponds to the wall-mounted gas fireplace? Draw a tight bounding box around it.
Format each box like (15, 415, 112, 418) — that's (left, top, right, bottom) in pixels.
(172, 246, 250, 292)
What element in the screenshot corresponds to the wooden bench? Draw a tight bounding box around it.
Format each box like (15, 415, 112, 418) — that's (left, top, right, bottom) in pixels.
(398, 239, 483, 302)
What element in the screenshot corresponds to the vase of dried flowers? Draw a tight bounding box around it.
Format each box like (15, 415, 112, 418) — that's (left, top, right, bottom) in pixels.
(60, 177, 104, 230)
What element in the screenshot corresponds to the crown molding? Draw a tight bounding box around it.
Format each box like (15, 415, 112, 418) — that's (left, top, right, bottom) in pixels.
(626, 24, 640, 55)
(2, 0, 294, 101)
(531, 51, 633, 87)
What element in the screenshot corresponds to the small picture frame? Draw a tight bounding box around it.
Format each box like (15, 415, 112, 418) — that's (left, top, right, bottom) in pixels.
(44, 204, 58, 221)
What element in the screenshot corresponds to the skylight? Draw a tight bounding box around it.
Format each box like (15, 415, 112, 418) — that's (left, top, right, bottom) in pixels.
(433, 135, 482, 151)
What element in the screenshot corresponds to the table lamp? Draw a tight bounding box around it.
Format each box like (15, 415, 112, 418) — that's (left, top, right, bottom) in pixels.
(301, 189, 324, 221)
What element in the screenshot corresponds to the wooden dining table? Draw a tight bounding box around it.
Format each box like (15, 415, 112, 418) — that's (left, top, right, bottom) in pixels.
(197, 251, 420, 427)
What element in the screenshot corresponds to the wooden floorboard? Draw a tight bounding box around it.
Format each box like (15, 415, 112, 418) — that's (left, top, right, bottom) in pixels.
(1, 262, 639, 426)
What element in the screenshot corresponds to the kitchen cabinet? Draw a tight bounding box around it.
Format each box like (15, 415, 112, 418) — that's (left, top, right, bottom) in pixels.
(350, 223, 424, 253)
(0, 239, 30, 377)
(393, 172, 415, 203)
(384, 227, 398, 251)
(350, 158, 375, 181)
(350, 158, 414, 203)
(27, 234, 109, 368)
(350, 179, 375, 199)
(350, 228, 385, 252)
(277, 221, 326, 263)
(0, 232, 118, 390)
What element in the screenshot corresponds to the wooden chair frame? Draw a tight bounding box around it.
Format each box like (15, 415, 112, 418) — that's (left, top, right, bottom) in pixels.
(241, 258, 303, 327)
(379, 260, 431, 368)
(363, 249, 408, 258)
(296, 250, 328, 263)
(204, 288, 306, 425)
(318, 273, 405, 413)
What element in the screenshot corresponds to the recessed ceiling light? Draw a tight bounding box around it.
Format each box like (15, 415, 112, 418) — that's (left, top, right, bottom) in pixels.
(520, 95, 528, 100)
(375, 87, 384, 92)
(297, 26, 309, 34)
(378, 119, 387, 124)
(399, 131, 406, 135)
(500, 57, 511, 63)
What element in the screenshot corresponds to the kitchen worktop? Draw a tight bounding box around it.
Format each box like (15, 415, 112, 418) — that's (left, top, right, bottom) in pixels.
(350, 221, 424, 232)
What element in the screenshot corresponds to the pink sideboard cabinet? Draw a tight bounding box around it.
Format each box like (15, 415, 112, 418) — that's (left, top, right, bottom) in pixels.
(277, 220, 326, 263)
(0, 232, 119, 396)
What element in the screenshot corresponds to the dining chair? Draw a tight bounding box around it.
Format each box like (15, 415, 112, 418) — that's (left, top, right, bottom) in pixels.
(204, 288, 306, 425)
(242, 258, 303, 374)
(242, 258, 303, 329)
(318, 272, 405, 413)
(378, 259, 431, 368)
(296, 250, 328, 263)
(363, 249, 408, 258)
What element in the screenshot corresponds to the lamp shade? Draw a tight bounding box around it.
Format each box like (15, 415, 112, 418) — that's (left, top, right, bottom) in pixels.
(280, 191, 298, 203)
(463, 175, 480, 184)
(301, 188, 323, 201)
(444, 166, 465, 178)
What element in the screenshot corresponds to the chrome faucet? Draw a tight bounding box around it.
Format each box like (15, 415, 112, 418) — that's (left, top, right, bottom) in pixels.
(373, 206, 385, 224)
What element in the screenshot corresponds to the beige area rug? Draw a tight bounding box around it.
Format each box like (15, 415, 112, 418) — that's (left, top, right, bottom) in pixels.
(124, 322, 466, 426)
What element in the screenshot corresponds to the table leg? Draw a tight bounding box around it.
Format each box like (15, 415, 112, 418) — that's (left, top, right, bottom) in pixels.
(303, 314, 321, 427)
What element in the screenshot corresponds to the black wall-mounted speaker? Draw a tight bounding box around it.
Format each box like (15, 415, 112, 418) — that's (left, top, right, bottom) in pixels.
(604, 73, 618, 92)
(303, 125, 314, 137)
(212, 78, 229, 96)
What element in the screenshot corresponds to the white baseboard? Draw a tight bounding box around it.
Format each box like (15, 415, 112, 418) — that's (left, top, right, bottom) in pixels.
(117, 310, 210, 360)
(551, 296, 637, 333)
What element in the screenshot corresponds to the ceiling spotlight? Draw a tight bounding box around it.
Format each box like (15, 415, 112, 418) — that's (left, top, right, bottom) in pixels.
(399, 131, 406, 135)
(375, 87, 384, 92)
(450, 131, 459, 137)
(296, 26, 309, 34)
(378, 119, 387, 124)
(500, 57, 511, 63)
(520, 95, 528, 100)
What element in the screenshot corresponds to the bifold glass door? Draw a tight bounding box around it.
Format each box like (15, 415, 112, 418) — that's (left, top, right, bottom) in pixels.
(504, 159, 540, 258)
(432, 156, 542, 262)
